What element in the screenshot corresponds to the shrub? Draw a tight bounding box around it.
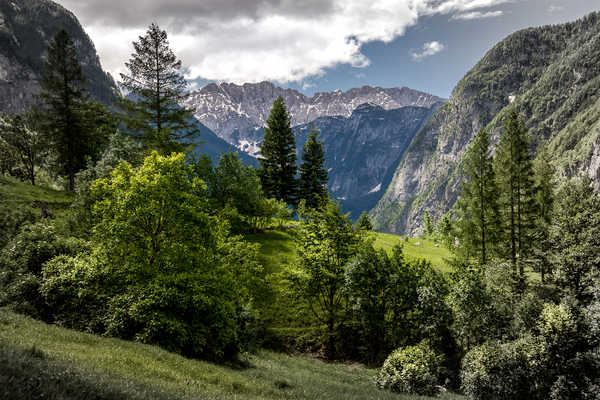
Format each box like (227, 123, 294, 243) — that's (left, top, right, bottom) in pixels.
(40, 254, 109, 331)
(0, 222, 88, 319)
(104, 272, 239, 360)
(460, 337, 547, 400)
(375, 342, 443, 395)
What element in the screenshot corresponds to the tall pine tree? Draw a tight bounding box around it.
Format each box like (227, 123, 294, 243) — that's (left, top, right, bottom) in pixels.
(456, 128, 500, 265)
(494, 108, 537, 280)
(39, 29, 108, 191)
(259, 96, 298, 205)
(299, 125, 328, 209)
(119, 23, 198, 154)
(533, 143, 555, 282)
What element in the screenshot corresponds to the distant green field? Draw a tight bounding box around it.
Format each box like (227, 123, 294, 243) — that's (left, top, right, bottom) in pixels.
(0, 310, 464, 400)
(246, 229, 453, 274)
(0, 176, 73, 210)
(373, 232, 453, 272)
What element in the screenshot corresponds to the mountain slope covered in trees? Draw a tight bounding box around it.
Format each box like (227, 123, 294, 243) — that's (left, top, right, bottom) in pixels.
(373, 11, 600, 234)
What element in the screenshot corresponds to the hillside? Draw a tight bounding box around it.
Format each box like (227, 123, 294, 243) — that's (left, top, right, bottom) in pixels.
(0, 0, 117, 113)
(373, 11, 600, 234)
(0, 310, 463, 400)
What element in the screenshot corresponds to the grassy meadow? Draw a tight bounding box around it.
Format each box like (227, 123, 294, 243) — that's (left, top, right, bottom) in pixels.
(0, 309, 464, 400)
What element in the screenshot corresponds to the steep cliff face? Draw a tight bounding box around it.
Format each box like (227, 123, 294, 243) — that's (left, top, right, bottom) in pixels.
(373, 11, 600, 234)
(293, 103, 441, 217)
(184, 82, 444, 155)
(0, 0, 116, 114)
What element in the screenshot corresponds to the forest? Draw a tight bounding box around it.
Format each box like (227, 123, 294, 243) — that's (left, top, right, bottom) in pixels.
(1, 22, 599, 400)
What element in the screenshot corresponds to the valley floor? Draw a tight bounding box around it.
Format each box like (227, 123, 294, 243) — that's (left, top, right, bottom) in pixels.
(0, 310, 464, 400)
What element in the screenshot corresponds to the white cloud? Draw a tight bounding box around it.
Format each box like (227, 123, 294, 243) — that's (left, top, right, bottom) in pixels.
(410, 41, 446, 61)
(451, 10, 504, 20)
(56, 0, 511, 84)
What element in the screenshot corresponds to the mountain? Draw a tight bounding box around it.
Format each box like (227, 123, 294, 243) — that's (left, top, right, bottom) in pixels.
(293, 103, 441, 218)
(184, 82, 445, 155)
(191, 120, 258, 166)
(0, 0, 116, 113)
(372, 11, 600, 234)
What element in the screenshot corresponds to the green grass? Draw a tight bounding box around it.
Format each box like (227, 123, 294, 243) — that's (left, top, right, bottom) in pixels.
(0, 176, 73, 207)
(0, 309, 464, 400)
(373, 233, 453, 272)
(246, 229, 453, 274)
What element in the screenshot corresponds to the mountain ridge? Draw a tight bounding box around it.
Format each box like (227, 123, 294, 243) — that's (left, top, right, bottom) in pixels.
(372, 11, 600, 234)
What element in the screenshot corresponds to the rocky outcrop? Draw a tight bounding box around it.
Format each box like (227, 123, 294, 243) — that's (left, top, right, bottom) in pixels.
(0, 0, 116, 114)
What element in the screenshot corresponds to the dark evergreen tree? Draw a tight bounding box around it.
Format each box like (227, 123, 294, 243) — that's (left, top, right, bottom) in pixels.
(356, 212, 374, 231)
(494, 108, 538, 280)
(299, 125, 328, 209)
(39, 29, 106, 191)
(424, 210, 434, 238)
(532, 143, 555, 282)
(259, 96, 298, 205)
(119, 23, 198, 154)
(456, 128, 500, 265)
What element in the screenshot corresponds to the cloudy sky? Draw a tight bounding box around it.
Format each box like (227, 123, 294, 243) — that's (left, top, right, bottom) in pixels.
(55, 0, 599, 97)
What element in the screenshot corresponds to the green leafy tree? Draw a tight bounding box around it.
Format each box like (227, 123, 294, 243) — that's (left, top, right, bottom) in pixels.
(259, 96, 298, 206)
(299, 125, 328, 209)
(532, 143, 555, 282)
(39, 30, 109, 191)
(293, 199, 364, 358)
(0, 113, 47, 185)
(494, 109, 537, 279)
(119, 23, 199, 154)
(551, 177, 600, 302)
(89, 152, 260, 359)
(356, 212, 374, 231)
(457, 128, 500, 265)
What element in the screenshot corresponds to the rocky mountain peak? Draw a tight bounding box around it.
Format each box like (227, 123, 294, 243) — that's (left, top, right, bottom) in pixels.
(183, 81, 445, 152)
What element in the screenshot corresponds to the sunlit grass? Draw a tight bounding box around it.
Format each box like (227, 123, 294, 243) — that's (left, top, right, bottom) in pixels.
(0, 310, 464, 400)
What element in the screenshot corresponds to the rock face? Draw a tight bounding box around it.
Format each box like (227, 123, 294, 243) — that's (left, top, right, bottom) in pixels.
(293, 103, 441, 218)
(0, 0, 116, 114)
(184, 82, 445, 155)
(372, 11, 600, 234)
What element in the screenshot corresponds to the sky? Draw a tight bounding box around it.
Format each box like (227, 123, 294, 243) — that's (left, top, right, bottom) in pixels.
(56, 0, 600, 98)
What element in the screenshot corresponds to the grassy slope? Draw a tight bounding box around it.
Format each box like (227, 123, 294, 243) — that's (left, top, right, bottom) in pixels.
(0, 309, 463, 400)
(0, 176, 73, 206)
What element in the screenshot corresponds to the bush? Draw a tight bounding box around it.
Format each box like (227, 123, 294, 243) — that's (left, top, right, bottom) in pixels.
(40, 254, 108, 331)
(375, 342, 443, 395)
(0, 222, 88, 319)
(104, 272, 239, 360)
(460, 337, 547, 400)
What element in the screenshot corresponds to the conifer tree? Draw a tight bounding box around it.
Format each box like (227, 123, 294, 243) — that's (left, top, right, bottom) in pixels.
(39, 29, 110, 192)
(533, 143, 555, 282)
(299, 125, 328, 209)
(456, 128, 500, 265)
(119, 23, 198, 154)
(494, 108, 537, 279)
(424, 210, 434, 237)
(356, 212, 374, 231)
(259, 96, 298, 205)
